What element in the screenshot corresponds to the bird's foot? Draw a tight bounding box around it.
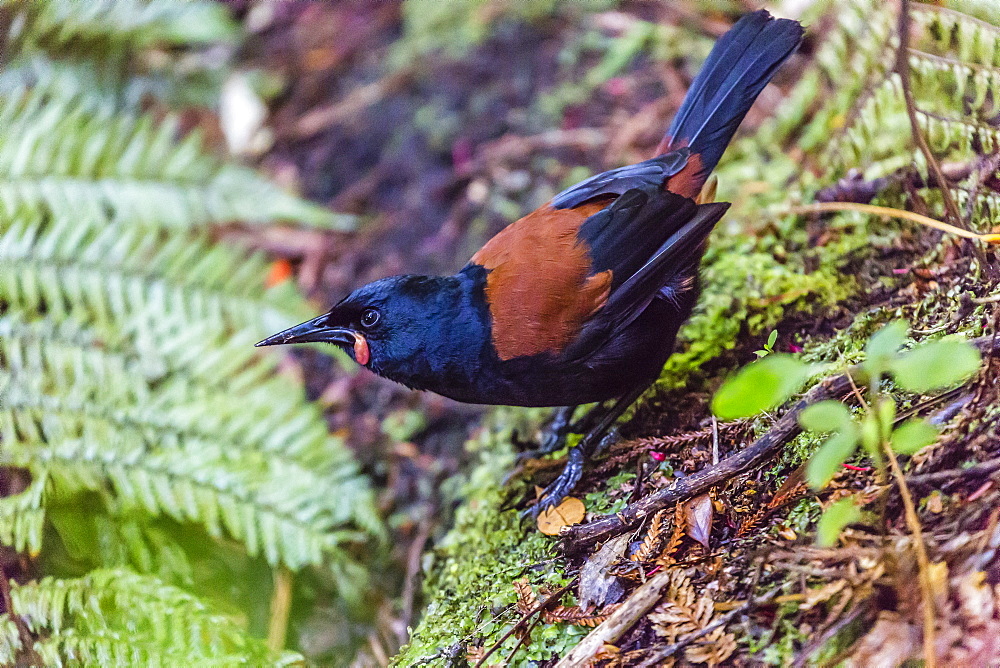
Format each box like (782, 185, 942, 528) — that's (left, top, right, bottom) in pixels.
(523, 418, 624, 517)
(525, 446, 586, 517)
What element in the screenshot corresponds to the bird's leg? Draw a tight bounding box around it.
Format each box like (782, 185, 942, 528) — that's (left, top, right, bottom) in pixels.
(568, 399, 610, 435)
(538, 405, 578, 455)
(530, 386, 646, 515)
(518, 398, 616, 462)
(516, 405, 577, 461)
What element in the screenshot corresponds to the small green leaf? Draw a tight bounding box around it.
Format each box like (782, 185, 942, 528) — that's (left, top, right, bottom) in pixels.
(799, 400, 853, 432)
(876, 396, 896, 441)
(891, 419, 940, 455)
(864, 320, 908, 376)
(806, 427, 860, 489)
(860, 411, 882, 456)
(816, 496, 862, 547)
(889, 339, 982, 393)
(767, 329, 778, 349)
(711, 355, 813, 420)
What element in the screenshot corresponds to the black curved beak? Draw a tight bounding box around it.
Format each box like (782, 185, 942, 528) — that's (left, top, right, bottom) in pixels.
(255, 314, 357, 348)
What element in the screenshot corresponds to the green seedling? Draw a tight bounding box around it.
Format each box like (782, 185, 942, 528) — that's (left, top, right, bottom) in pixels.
(712, 320, 982, 544)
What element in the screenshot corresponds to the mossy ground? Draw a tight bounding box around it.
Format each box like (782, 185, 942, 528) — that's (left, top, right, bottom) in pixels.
(391, 1, 1000, 664)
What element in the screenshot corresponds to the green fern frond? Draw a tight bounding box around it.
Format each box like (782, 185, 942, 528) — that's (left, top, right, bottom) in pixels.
(909, 51, 1000, 114)
(0, 311, 382, 572)
(2, 0, 239, 52)
(794, 0, 1000, 191)
(0, 23, 377, 596)
(0, 89, 351, 229)
(0, 215, 309, 336)
(921, 107, 1000, 153)
(953, 189, 1000, 227)
(0, 475, 47, 553)
(0, 55, 139, 113)
(0, 317, 349, 467)
(0, 0, 382, 660)
(0, 569, 301, 667)
(2, 430, 372, 572)
(913, 3, 1000, 68)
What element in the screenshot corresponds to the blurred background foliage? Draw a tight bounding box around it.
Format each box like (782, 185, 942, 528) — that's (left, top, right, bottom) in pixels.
(0, 0, 996, 666)
(0, 0, 380, 664)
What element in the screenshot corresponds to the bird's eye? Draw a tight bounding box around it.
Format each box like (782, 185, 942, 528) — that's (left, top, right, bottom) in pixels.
(360, 308, 380, 329)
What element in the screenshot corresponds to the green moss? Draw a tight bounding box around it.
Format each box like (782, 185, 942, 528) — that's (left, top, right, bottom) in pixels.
(760, 613, 813, 665)
(395, 408, 586, 666)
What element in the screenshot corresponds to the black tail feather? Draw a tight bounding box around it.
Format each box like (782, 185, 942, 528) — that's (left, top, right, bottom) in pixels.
(663, 10, 803, 178)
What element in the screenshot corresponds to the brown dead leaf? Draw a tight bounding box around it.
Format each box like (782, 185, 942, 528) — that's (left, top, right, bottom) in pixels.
(685, 493, 714, 548)
(926, 490, 944, 513)
(537, 497, 586, 535)
(579, 534, 630, 612)
(845, 612, 920, 667)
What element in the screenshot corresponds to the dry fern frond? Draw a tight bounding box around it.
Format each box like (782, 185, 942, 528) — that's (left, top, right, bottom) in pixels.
(649, 569, 737, 666)
(543, 604, 619, 627)
(631, 508, 670, 563)
(514, 578, 537, 614)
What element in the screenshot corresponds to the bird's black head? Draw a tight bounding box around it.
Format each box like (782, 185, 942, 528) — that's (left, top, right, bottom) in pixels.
(256, 274, 486, 388)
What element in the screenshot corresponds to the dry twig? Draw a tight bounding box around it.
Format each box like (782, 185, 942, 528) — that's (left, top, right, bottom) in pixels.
(788, 202, 1000, 243)
(882, 442, 937, 668)
(553, 570, 678, 667)
(896, 0, 966, 231)
(907, 456, 1000, 486)
(473, 582, 574, 668)
(562, 373, 854, 546)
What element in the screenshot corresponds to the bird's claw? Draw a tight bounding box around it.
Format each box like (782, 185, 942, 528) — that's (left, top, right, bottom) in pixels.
(523, 447, 585, 518)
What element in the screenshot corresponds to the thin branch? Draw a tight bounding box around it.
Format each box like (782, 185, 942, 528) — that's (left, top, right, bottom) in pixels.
(882, 441, 937, 668)
(896, 0, 966, 230)
(291, 68, 415, 140)
(502, 614, 544, 666)
(473, 582, 574, 668)
(266, 567, 293, 654)
(401, 509, 435, 633)
(792, 603, 870, 668)
(562, 373, 854, 546)
(907, 455, 1000, 486)
(554, 570, 679, 667)
(787, 202, 1000, 243)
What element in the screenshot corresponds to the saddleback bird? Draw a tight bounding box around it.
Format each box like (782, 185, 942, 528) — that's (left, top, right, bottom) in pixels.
(258, 10, 804, 512)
